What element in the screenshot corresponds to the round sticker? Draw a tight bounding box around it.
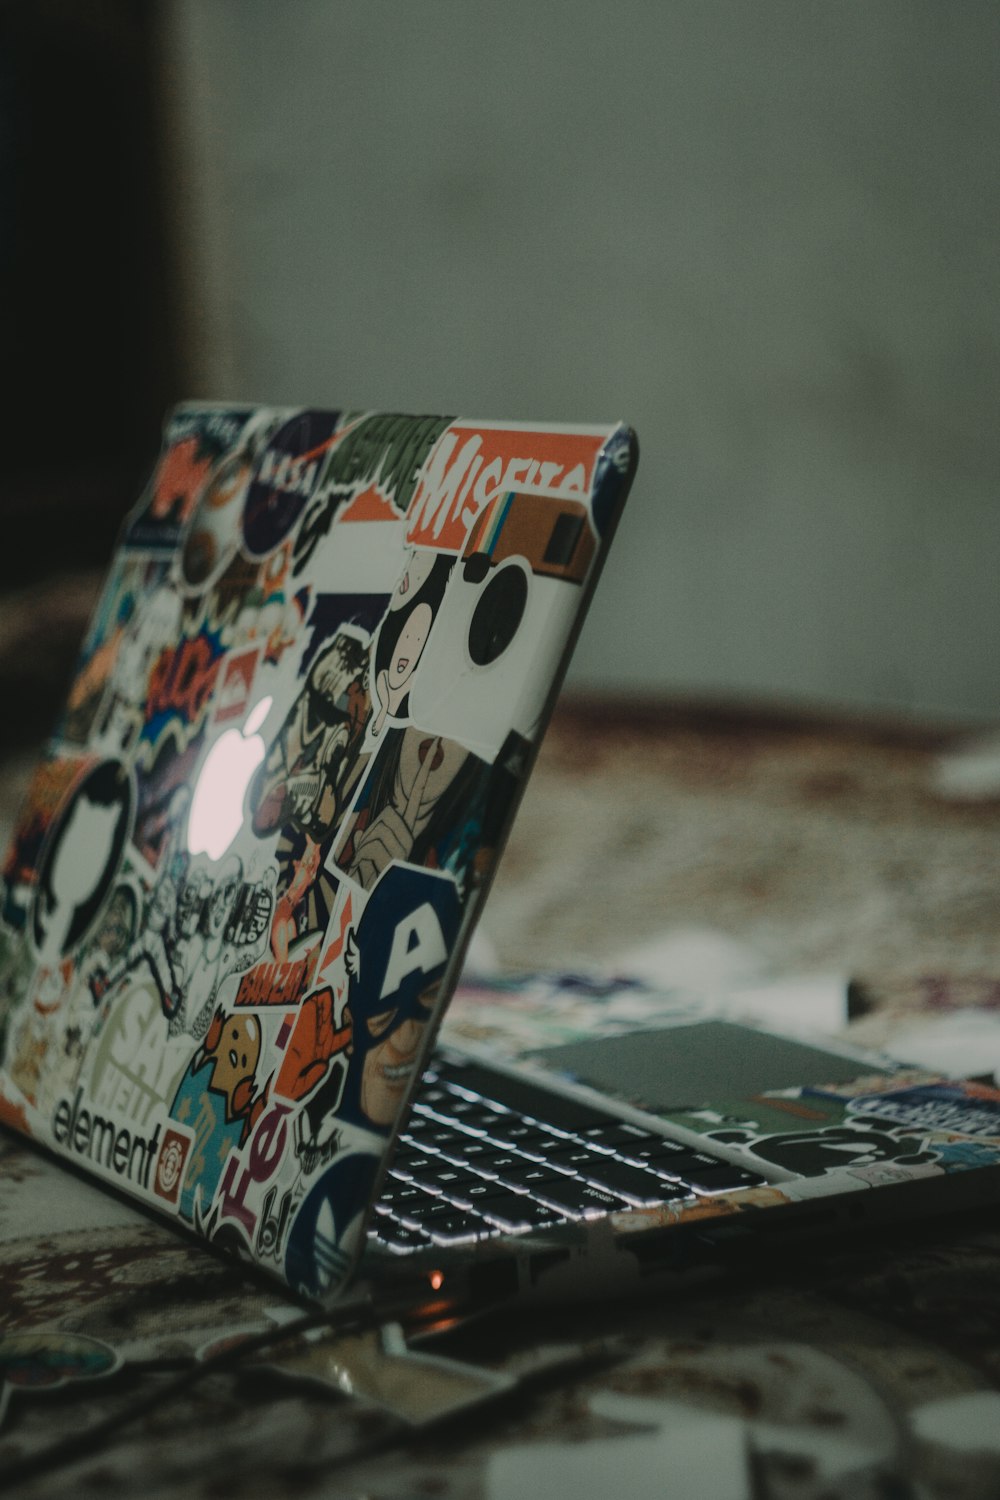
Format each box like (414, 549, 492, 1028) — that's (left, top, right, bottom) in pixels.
(242, 410, 341, 558)
(180, 448, 255, 588)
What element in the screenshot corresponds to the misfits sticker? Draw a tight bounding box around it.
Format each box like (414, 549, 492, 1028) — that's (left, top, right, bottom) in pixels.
(406, 423, 608, 553)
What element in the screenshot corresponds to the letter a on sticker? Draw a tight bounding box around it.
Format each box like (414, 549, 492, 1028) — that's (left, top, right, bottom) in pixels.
(380, 903, 447, 1000)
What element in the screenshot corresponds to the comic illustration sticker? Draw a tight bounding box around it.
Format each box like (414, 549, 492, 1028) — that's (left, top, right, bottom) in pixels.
(0, 403, 637, 1307)
(126, 406, 258, 551)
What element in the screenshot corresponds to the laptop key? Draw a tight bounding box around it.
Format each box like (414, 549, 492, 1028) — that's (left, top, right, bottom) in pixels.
(427, 1215, 495, 1243)
(576, 1157, 681, 1204)
(478, 1193, 566, 1229)
(534, 1179, 630, 1216)
(687, 1165, 766, 1193)
(375, 1222, 434, 1251)
(500, 1162, 573, 1188)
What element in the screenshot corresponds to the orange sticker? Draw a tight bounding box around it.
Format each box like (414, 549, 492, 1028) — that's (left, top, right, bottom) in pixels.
(406, 424, 607, 553)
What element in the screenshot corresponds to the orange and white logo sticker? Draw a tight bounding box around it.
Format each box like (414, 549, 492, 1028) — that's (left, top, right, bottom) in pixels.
(406, 424, 608, 553)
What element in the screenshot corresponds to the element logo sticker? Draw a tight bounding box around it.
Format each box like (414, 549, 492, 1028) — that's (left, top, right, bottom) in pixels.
(154, 1127, 192, 1206)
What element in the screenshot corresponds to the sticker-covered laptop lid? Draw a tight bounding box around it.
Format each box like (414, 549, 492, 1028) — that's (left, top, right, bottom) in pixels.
(0, 406, 637, 1300)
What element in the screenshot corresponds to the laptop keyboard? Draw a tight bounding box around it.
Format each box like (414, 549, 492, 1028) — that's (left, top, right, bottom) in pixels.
(368, 1054, 766, 1254)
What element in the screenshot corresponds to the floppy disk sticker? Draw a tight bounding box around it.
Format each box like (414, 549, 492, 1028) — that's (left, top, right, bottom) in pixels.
(125, 404, 261, 553)
(409, 488, 596, 758)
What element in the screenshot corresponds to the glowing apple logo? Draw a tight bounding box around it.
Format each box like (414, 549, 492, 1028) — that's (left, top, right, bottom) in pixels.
(187, 697, 273, 860)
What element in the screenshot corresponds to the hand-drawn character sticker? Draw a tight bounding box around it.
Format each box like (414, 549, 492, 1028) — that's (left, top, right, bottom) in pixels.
(333, 725, 525, 899)
(273, 983, 353, 1172)
(369, 551, 453, 739)
(242, 409, 343, 559)
(251, 629, 370, 845)
(410, 487, 596, 758)
(247, 628, 371, 955)
(93, 840, 274, 1041)
(168, 1006, 269, 1224)
(333, 862, 461, 1135)
(31, 759, 133, 966)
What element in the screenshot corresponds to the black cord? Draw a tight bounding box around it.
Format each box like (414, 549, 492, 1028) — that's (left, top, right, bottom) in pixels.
(0, 1294, 388, 1490)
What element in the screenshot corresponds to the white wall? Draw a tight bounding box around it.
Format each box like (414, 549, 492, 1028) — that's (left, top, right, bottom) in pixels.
(161, 1, 1000, 721)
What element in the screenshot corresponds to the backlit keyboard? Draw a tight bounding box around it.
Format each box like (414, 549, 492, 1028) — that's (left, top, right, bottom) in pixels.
(369, 1054, 765, 1254)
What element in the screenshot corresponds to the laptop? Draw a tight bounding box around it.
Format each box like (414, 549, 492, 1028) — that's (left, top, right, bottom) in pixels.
(2, 403, 1000, 1312)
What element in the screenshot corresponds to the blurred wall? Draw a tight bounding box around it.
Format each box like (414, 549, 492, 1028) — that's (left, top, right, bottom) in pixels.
(161, 1, 999, 721)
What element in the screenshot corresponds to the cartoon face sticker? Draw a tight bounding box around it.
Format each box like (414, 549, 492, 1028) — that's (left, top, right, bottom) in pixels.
(205, 1011, 262, 1121)
(335, 864, 461, 1134)
(358, 977, 438, 1127)
(206, 854, 242, 940)
(336, 726, 484, 893)
(250, 632, 369, 841)
(370, 552, 453, 737)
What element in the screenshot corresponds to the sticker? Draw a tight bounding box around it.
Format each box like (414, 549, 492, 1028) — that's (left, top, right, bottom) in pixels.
(846, 1082, 1000, 1140)
(126, 407, 256, 551)
(181, 445, 256, 589)
(334, 725, 522, 898)
(284, 1150, 379, 1299)
(368, 551, 454, 739)
(0, 1331, 120, 1427)
(32, 759, 133, 964)
(152, 1123, 193, 1206)
(333, 727, 486, 894)
(242, 410, 342, 558)
(410, 489, 593, 756)
(331, 863, 460, 1135)
(708, 1122, 939, 1177)
(169, 1007, 270, 1225)
(406, 422, 607, 553)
